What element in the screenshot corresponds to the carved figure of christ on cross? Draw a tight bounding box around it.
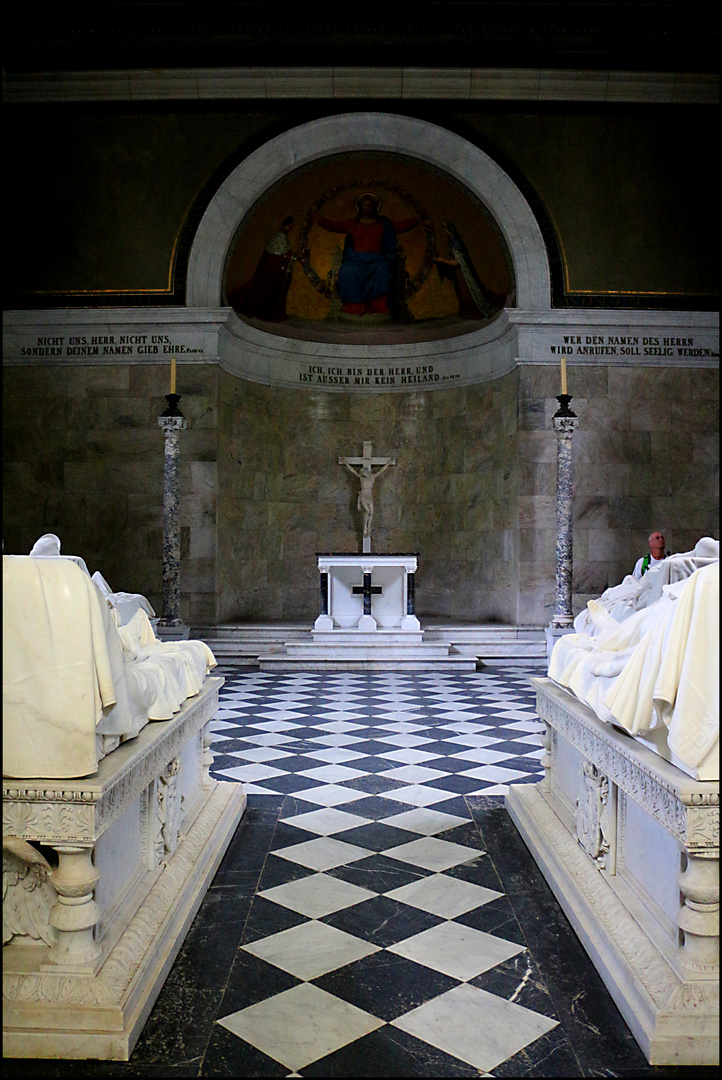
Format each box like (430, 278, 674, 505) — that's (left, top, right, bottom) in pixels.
(339, 441, 396, 552)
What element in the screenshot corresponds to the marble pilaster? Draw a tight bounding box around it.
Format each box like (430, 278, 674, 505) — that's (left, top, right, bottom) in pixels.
(158, 397, 187, 626)
(552, 397, 579, 630)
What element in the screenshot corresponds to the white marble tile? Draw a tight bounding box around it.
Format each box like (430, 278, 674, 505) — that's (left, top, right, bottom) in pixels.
(456, 765, 531, 783)
(389, 920, 525, 980)
(449, 747, 513, 764)
(259, 872, 377, 919)
(315, 710, 367, 722)
(444, 733, 503, 747)
(383, 837, 482, 871)
(391, 982, 558, 1072)
(290, 784, 372, 807)
(386, 873, 503, 918)
(307, 733, 367, 747)
(241, 732, 295, 746)
(303, 747, 368, 764)
(379, 808, 470, 835)
(247, 720, 303, 732)
(218, 983, 384, 1072)
(234, 746, 295, 763)
(376, 748, 440, 765)
(297, 764, 369, 783)
(314, 720, 367, 732)
(491, 710, 539, 721)
(272, 836, 371, 872)
(374, 734, 433, 748)
(242, 919, 381, 980)
(283, 807, 372, 835)
(214, 763, 286, 782)
(502, 719, 546, 731)
(378, 764, 450, 784)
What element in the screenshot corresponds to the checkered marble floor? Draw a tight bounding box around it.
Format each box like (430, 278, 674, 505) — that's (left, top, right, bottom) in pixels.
(209, 668, 546, 801)
(10, 666, 709, 1078)
(207, 668, 562, 1075)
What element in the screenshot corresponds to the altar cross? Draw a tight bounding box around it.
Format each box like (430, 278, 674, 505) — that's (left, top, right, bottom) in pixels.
(338, 441, 396, 553)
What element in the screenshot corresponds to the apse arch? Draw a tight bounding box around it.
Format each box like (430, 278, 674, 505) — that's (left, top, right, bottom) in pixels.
(187, 113, 551, 312)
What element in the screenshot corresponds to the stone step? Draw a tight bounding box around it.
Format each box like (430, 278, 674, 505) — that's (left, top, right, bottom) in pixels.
(190, 622, 548, 667)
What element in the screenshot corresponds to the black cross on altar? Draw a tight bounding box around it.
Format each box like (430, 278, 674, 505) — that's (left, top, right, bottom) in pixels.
(352, 585, 383, 595)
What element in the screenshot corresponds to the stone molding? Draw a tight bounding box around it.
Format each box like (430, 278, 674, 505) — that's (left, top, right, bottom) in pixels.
(4, 69, 718, 105)
(2, 679, 222, 846)
(509, 784, 719, 1019)
(533, 679, 719, 852)
(3, 781, 244, 1011)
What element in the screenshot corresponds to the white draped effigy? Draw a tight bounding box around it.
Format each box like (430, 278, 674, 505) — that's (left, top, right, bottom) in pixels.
(549, 540, 719, 781)
(506, 538, 719, 1065)
(3, 556, 217, 778)
(2, 553, 245, 1059)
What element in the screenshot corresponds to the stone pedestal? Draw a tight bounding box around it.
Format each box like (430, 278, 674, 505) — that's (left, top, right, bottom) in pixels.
(3, 678, 247, 1060)
(506, 678, 719, 1065)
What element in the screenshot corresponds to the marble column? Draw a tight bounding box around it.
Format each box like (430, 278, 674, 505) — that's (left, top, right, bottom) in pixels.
(552, 395, 579, 630)
(158, 395, 187, 627)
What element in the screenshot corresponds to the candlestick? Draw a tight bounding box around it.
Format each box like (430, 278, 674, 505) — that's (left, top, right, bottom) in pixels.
(560, 356, 567, 396)
(170, 357, 177, 395)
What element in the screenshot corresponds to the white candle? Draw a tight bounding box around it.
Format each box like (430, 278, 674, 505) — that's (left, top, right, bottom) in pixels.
(170, 357, 177, 394)
(560, 356, 567, 395)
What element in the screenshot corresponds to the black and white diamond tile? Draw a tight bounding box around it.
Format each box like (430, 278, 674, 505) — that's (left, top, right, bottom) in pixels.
(203, 669, 568, 1076)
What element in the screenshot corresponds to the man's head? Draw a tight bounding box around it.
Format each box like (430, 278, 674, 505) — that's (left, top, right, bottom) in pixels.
(355, 192, 381, 218)
(648, 531, 666, 558)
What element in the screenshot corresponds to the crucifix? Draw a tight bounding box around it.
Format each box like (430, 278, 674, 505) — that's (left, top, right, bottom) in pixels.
(339, 440, 396, 553)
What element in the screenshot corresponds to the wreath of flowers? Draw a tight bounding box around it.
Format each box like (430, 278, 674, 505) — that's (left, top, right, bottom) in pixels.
(297, 178, 437, 300)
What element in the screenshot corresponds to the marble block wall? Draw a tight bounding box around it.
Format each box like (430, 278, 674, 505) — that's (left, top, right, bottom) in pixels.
(517, 363, 720, 625)
(3, 361, 718, 628)
(2, 363, 219, 624)
(217, 370, 521, 624)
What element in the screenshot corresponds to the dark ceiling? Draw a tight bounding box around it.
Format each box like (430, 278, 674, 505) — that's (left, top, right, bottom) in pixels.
(5, 2, 719, 74)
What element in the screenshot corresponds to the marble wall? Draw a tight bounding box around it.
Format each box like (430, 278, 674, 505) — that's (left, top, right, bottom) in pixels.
(2, 363, 219, 624)
(217, 370, 521, 624)
(2, 362, 718, 627)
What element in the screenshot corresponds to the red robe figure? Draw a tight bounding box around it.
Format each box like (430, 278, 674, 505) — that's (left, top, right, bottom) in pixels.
(313, 193, 421, 318)
(228, 217, 296, 322)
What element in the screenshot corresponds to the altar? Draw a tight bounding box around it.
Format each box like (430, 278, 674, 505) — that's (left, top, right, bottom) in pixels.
(313, 553, 421, 636)
(259, 552, 475, 671)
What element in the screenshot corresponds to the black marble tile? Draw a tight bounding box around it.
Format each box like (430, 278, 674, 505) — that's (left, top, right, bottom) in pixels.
(130, 985, 220, 1065)
(256, 852, 318, 891)
(426, 794, 473, 817)
(454, 894, 526, 944)
(200, 1021, 287, 1077)
(278, 793, 339, 818)
(330, 821, 421, 851)
(240, 894, 311, 944)
(442, 853, 506, 892)
(313, 950, 460, 1022)
(435, 820, 485, 847)
(321, 894, 444, 946)
(214, 948, 303, 1016)
(468, 949, 558, 1017)
(325, 852, 433, 894)
(422, 773, 493, 795)
(339, 755, 406, 772)
(300, 1024, 484, 1077)
(490, 1025, 583, 1077)
(337, 774, 409, 794)
(338, 794, 418, 819)
(251, 773, 330, 794)
(420, 755, 488, 773)
(267, 820, 322, 849)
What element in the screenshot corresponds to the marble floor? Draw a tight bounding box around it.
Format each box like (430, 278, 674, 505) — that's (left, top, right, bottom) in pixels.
(4, 667, 716, 1078)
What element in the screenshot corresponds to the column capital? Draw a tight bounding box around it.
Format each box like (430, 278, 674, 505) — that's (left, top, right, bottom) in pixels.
(552, 414, 579, 436)
(157, 415, 187, 434)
